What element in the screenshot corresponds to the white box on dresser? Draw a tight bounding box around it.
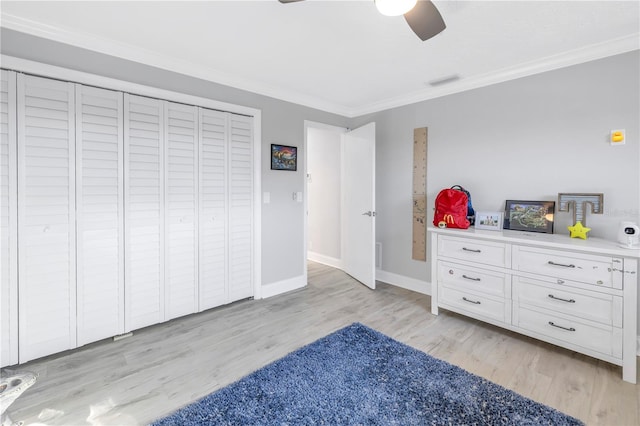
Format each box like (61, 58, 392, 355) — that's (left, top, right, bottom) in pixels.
(428, 226, 639, 383)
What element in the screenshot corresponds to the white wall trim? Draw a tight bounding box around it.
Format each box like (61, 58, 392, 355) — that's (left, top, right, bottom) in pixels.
(1, 14, 351, 117)
(1, 55, 263, 302)
(376, 269, 431, 296)
(3, 13, 638, 117)
(307, 252, 343, 270)
(261, 274, 307, 299)
(350, 34, 640, 117)
(1, 55, 260, 118)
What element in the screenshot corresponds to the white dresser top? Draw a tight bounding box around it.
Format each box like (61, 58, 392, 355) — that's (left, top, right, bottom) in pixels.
(428, 226, 640, 259)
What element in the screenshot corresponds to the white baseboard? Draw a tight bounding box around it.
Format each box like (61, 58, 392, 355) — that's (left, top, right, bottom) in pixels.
(307, 251, 342, 269)
(261, 274, 307, 299)
(376, 269, 431, 295)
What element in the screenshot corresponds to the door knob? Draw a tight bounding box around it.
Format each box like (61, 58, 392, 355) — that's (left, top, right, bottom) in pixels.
(362, 211, 376, 217)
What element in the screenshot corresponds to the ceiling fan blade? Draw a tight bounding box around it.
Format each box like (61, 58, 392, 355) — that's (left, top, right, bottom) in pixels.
(278, 0, 304, 3)
(404, 0, 446, 41)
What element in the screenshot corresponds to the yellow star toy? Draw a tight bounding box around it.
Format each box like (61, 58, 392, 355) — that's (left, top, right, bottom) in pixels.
(568, 221, 591, 239)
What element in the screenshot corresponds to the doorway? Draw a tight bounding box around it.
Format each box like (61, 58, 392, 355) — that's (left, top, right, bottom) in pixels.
(304, 121, 376, 288)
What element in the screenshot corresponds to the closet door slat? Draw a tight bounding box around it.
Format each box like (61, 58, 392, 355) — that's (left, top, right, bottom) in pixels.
(165, 101, 198, 319)
(1, 70, 18, 367)
(199, 108, 228, 310)
(76, 84, 124, 345)
(124, 94, 165, 331)
(228, 114, 253, 302)
(17, 74, 76, 363)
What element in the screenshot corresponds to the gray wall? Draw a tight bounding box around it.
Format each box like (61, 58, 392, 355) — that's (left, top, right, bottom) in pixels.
(3, 29, 639, 302)
(0, 28, 350, 287)
(353, 51, 639, 285)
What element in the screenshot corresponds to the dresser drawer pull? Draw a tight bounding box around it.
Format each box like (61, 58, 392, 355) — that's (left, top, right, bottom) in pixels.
(548, 321, 576, 332)
(548, 261, 575, 268)
(548, 294, 575, 303)
(462, 274, 481, 282)
(462, 247, 481, 253)
(462, 296, 481, 305)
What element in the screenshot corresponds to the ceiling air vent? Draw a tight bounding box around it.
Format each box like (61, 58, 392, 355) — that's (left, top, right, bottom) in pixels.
(426, 74, 460, 87)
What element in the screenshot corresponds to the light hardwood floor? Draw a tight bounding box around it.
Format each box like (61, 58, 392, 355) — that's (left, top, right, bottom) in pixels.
(4, 261, 639, 425)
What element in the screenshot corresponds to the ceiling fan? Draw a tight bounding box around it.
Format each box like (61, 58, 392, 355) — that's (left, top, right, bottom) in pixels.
(277, 0, 446, 41)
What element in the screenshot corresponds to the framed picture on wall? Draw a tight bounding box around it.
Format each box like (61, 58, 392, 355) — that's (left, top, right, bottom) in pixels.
(503, 200, 555, 234)
(475, 211, 503, 231)
(271, 144, 297, 171)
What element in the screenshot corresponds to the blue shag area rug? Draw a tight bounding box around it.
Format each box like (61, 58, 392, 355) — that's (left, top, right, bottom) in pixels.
(152, 323, 583, 425)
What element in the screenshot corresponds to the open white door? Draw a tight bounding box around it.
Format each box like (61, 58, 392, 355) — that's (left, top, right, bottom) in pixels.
(342, 122, 376, 289)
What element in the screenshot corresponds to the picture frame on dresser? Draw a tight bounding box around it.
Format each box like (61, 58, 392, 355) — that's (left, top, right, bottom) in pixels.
(475, 211, 503, 231)
(503, 200, 555, 234)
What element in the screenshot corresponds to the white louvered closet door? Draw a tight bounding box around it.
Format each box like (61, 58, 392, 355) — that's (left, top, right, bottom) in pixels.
(76, 85, 124, 346)
(228, 114, 253, 302)
(199, 108, 228, 310)
(165, 101, 198, 319)
(1, 70, 18, 367)
(124, 94, 165, 331)
(17, 74, 76, 363)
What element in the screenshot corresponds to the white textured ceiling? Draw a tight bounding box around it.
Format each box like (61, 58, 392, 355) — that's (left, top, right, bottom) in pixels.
(1, 1, 639, 116)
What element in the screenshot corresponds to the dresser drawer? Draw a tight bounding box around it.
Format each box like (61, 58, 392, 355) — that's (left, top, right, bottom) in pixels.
(512, 246, 618, 288)
(514, 306, 621, 358)
(513, 276, 621, 326)
(438, 261, 510, 298)
(439, 285, 509, 324)
(438, 236, 510, 268)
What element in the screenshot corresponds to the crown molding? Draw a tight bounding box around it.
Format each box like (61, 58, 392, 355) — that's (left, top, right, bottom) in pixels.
(350, 33, 640, 117)
(0, 13, 352, 117)
(2, 13, 638, 118)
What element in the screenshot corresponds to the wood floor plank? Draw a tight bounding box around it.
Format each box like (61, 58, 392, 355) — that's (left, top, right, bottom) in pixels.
(586, 360, 639, 426)
(2, 261, 637, 425)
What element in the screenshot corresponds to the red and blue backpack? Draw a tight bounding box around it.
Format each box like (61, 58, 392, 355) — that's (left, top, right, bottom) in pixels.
(433, 185, 475, 229)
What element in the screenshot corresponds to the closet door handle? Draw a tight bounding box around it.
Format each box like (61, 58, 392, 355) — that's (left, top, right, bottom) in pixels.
(462, 247, 481, 253)
(548, 294, 575, 303)
(462, 275, 481, 282)
(548, 321, 576, 332)
(462, 297, 481, 305)
(548, 261, 575, 268)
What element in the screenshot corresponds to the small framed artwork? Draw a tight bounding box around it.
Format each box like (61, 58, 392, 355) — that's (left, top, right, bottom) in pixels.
(475, 211, 504, 231)
(504, 200, 555, 234)
(271, 144, 297, 171)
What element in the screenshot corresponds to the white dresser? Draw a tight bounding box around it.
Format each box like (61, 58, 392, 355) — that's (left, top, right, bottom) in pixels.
(429, 227, 639, 383)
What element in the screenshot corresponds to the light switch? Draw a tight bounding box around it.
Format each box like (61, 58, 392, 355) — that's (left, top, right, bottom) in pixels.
(296, 191, 303, 203)
(263, 192, 270, 204)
